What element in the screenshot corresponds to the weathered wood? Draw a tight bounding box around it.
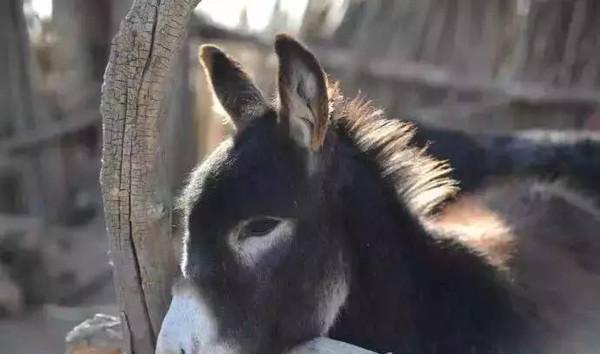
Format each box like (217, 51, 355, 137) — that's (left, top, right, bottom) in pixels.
(0, 0, 35, 136)
(187, 22, 600, 106)
(1, 109, 99, 152)
(1, 82, 101, 205)
(100, 0, 200, 352)
(0, 263, 24, 317)
(52, 0, 112, 89)
(0, 0, 43, 216)
(317, 48, 600, 105)
(512, 0, 600, 87)
(163, 42, 197, 195)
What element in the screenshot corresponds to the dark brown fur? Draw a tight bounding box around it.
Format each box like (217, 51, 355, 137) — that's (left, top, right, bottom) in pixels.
(432, 180, 600, 354)
(169, 35, 600, 354)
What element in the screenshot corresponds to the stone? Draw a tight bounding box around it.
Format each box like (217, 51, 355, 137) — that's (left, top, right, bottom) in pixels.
(65, 313, 122, 354)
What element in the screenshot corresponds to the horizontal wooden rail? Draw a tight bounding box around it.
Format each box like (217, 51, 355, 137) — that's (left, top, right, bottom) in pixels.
(190, 22, 600, 106)
(322, 48, 600, 105)
(0, 109, 100, 152)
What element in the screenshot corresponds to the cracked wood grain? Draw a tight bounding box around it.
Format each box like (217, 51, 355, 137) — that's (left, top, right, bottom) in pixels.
(100, 0, 201, 352)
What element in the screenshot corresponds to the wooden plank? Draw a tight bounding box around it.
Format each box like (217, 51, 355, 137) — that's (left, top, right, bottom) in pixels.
(0, 0, 36, 135)
(317, 47, 600, 105)
(57, 82, 102, 115)
(0, 213, 43, 234)
(188, 23, 600, 106)
(0, 0, 51, 217)
(0, 109, 100, 152)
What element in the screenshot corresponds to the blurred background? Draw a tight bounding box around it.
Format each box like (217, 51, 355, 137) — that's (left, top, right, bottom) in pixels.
(1, 0, 599, 353)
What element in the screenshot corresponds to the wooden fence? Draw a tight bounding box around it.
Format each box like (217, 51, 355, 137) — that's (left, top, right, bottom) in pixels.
(319, 0, 600, 132)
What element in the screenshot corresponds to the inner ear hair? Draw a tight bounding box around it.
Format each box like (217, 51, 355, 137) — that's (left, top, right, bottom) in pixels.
(200, 45, 268, 130)
(275, 34, 329, 151)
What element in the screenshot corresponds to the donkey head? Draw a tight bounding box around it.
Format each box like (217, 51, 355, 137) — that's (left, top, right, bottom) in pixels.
(156, 35, 349, 354)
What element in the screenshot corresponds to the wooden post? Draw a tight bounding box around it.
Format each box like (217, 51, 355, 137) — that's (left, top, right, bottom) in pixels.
(100, 0, 200, 352)
(0, 0, 45, 216)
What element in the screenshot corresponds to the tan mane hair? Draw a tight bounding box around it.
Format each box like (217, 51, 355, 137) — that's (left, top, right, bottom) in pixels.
(328, 82, 458, 216)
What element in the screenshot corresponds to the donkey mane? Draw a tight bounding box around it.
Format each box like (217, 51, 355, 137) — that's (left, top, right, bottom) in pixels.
(328, 82, 458, 216)
(177, 82, 457, 219)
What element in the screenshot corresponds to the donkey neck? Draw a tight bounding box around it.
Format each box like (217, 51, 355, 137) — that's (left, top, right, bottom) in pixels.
(326, 134, 531, 353)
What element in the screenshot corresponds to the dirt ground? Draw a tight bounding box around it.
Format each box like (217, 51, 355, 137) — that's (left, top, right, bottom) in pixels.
(0, 285, 116, 354)
(0, 216, 117, 354)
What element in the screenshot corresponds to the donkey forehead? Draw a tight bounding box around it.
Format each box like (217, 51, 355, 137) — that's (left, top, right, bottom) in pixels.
(187, 120, 308, 222)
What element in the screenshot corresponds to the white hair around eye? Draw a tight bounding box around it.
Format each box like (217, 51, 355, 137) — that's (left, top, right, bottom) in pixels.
(229, 217, 295, 267)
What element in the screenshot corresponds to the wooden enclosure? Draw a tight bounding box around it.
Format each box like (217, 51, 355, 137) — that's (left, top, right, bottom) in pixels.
(317, 0, 600, 132)
(193, 0, 600, 141)
(2, 0, 599, 353)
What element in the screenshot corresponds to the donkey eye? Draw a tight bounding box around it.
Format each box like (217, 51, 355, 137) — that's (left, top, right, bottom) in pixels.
(240, 217, 282, 238)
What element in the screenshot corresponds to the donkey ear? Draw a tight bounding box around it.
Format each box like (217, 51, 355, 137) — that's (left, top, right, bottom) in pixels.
(200, 45, 269, 130)
(275, 34, 329, 151)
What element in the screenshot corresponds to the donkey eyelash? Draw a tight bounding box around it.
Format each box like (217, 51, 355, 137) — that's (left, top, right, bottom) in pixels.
(233, 218, 295, 267)
(239, 217, 283, 239)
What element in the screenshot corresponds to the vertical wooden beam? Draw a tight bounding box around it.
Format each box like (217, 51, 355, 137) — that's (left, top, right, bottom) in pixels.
(0, 0, 51, 217)
(100, 0, 200, 352)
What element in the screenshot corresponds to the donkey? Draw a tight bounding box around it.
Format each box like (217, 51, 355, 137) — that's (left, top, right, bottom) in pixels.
(156, 35, 600, 354)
